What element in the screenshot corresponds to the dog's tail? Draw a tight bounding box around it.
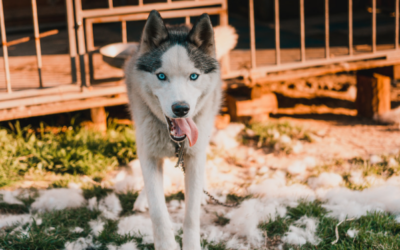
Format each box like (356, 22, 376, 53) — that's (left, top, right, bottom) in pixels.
(214, 25, 238, 60)
(373, 106, 400, 125)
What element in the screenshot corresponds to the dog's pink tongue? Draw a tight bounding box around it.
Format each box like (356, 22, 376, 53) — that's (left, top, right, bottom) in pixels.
(174, 118, 198, 147)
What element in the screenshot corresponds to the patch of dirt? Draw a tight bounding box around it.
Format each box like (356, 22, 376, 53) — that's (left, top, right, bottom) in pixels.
(263, 114, 400, 169)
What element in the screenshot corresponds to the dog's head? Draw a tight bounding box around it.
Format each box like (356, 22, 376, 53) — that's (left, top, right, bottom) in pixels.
(130, 10, 220, 147)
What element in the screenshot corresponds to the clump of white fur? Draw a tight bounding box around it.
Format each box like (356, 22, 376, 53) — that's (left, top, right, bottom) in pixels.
(308, 173, 343, 190)
(225, 198, 286, 247)
(107, 242, 139, 250)
(213, 25, 238, 60)
(117, 215, 154, 244)
(0, 190, 23, 205)
(322, 185, 400, 220)
(30, 188, 85, 212)
(0, 214, 31, 229)
(346, 228, 359, 238)
(64, 235, 100, 250)
(99, 193, 122, 220)
(282, 216, 321, 246)
(89, 219, 105, 236)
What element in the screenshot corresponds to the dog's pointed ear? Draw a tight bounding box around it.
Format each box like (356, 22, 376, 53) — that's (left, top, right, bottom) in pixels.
(187, 14, 215, 57)
(140, 10, 168, 53)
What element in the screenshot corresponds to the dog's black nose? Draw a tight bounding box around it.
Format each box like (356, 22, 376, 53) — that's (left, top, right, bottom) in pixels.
(172, 102, 190, 117)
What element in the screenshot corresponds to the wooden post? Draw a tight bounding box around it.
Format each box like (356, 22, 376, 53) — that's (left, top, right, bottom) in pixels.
(356, 72, 390, 118)
(90, 107, 107, 133)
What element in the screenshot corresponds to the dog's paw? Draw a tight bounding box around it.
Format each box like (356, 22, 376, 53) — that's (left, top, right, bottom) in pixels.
(133, 189, 148, 212)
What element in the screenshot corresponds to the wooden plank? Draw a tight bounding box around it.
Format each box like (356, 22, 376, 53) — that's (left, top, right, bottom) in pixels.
(253, 56, 400, 84)
(356, 72, 390, 118)
(80, 0, 225, 18)
(0, 85, 126, 110)
(227, 92, 277, 121)
(0, 95, 128, 122)
(0, 84, 81, 101)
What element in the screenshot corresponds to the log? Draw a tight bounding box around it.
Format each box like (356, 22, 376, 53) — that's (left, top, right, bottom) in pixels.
(227, 92, 278, 121)
(356, 72, 390, 118)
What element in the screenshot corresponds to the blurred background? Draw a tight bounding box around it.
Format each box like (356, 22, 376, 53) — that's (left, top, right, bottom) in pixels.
(0, 0, 399, 126)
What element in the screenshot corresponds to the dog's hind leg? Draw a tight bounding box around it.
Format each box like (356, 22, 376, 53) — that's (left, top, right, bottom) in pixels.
(182, 151, 206, 250)
(139, 155, 177, 250)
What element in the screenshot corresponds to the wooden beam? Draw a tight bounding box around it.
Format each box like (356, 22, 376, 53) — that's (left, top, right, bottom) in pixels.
(227, 92, 277, 121)
(0, 95, 128, 122)
(356, 72, 390, 118)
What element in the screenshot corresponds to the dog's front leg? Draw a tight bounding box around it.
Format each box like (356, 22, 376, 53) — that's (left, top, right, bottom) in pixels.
(182, 151, 206, 250)
(140, 156, 177, 250)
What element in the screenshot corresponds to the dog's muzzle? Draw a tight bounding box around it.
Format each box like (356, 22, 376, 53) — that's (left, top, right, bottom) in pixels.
(165, 116, 198, 147)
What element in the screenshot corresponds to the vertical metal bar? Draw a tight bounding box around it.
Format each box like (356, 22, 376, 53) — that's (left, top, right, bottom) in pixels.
(31, 0, 43, 88)
(275, 0, 280, 65)
(249, 0, 257, 69)
(121, 21, 127, 43)
(74, 0, 87, 87)
(396, 0, 399, 50)
(349, 0, 353, 55)
(219, 10, 230, 74)
(372, 0, 376, 52)
(300, 0, 305, 62)
(65, 0, 77, 83)
(108, 0, 113, 8)
(325, 0, 330, 58)
(167, 0, 172, 4)
(85, 21, 95, 84)
(185, 16, 191, 25)
(139, 0, 143, 6)
(0, 0, 11, 93)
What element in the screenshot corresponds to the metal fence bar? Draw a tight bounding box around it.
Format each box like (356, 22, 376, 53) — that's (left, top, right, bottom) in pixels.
(74, 0, 87, 87)
(372, 0, 376, 52)
(349, 0, 353, 55)
(108, 0, 113, 8)
(249, 0, 256, 69)
(275, 0, 280, 65)
(300, 0, 305, 62)
(0, 0, 11, 93)
(185, 16, 191, 25)
(219, 9, 230, 74)
(325, 0, 330, 58)
(31, 0, 43, 88)
(121, 21, 127, 43)
(396, 0, 399, 50)
(65, 0, 77, 83)
(139, 0, 143, 6)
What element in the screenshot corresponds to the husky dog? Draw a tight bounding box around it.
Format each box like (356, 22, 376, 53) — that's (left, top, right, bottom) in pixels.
(125, 10, 237, 250)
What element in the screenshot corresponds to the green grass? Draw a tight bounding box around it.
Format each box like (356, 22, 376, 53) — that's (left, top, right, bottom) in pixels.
(243, 121, 315, 153)
(1, 120, 400, 249)
(307, 154, 400, 190)
(0, 120, 136, 188)
(258, 201, 400, 250)
(0, 194, 399, 249)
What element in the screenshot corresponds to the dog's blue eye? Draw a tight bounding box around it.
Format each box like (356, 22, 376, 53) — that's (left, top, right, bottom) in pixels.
(190, 73, 199, 81)
(157, 73, 167, 81)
